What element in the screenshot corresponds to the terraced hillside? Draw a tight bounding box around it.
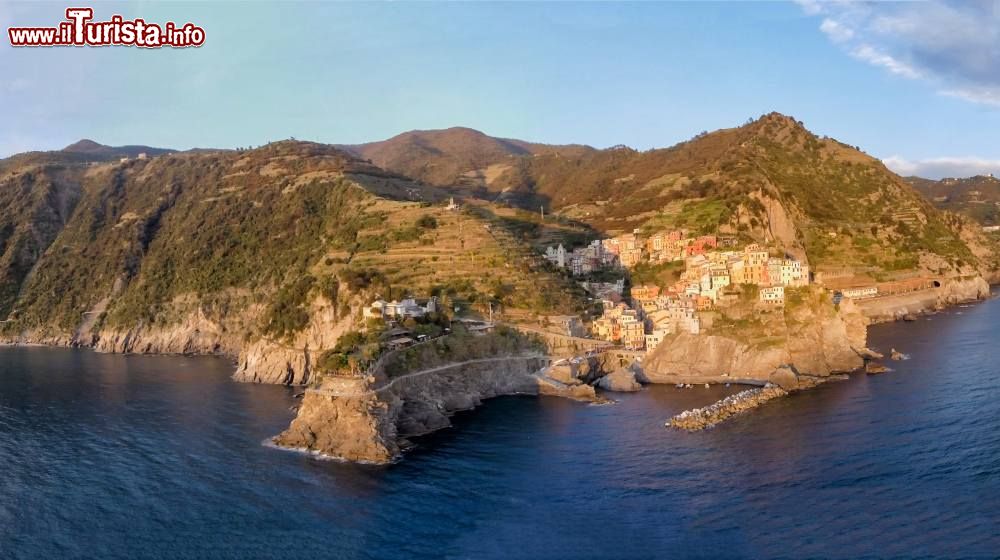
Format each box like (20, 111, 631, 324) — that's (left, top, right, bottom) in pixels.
(2, 116, 997, 383)
(908, 175, 1000, 226)
(0, 140, 587, 383)
(352, 114, 1000, 281)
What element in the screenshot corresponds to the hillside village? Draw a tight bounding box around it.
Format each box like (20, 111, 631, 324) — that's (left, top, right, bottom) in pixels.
(539, 229, 810, 353)
(355, 219, 814, 357)
(353, 195, 946, 362)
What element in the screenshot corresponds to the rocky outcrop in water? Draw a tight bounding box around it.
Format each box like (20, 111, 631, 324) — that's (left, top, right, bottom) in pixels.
(273, 354, 596, 463)
(596, 365, 643, 392)
(276, 387, 400, 463)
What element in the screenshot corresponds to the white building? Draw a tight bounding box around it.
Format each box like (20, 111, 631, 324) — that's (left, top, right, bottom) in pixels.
(780, 260, 809, 287)
(363, 299, 388, 319)
(645, 328, 671, 353)
(842, 286, 878, 299)
(384, 298, 426, 318)
(759, 286, 785, 305)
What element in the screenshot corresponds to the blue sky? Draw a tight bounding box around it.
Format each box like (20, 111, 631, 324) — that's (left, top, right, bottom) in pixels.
(1, 1, 999, 178)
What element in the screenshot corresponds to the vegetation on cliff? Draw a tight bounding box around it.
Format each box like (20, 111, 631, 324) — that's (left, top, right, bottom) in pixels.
(0, 141, 587, 357)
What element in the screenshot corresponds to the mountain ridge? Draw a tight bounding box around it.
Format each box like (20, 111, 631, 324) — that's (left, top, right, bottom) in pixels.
(1, 113, 997, 385)
(336, 126, 595, 187)
(62, 139, 175, 159)
(907, 174, 1000, 226)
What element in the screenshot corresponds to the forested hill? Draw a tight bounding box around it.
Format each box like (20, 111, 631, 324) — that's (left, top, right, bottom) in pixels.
(0, 139, 585, 380)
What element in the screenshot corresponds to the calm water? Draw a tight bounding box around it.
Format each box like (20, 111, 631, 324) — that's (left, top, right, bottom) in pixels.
(1, 300, 998, 559)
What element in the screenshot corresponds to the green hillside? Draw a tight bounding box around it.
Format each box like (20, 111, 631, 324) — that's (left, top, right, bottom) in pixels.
(908, 175, 1000, 226)
(447, 113, 999, 279)
(0, 141, 585, 346)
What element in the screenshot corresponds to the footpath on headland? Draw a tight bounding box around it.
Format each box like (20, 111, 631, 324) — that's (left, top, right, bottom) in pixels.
(309, 354, 549, 398)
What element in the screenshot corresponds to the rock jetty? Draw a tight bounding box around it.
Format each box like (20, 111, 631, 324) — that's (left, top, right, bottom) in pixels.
(666, 384, 788, 431)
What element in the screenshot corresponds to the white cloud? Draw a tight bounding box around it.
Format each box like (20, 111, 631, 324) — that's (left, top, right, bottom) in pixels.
(802, 1, 1000, 108)
(883, 155, 1000, 179)
(939, 86, 1000, 107)
(794, 0, 823, 17)
(819, 18, 854, 43)
(851, 44, 922, 79)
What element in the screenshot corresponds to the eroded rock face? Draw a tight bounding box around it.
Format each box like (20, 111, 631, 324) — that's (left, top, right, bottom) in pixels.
(232, 297, 358, 385)
(272, 355, 555, 463)
(4, 291, 365, 387)
(857, 275, 990, 324)
(596, 367, 642, 392)
(643, 300, 867, 384)
(274, 391, 399, 464)
(233, 340, 314, 385)
(93, 313, 240, 356)
(768, 365, 799, 391)
(643, 334, 788, 382)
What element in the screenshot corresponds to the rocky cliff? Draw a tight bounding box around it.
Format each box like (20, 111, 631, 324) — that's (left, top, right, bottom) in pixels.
(642, 297, 869, 384)
(273, 354, 568, 463)
(856, 275, 991, 324)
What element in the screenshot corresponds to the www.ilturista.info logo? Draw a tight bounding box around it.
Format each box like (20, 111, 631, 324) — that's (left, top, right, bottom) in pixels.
(8, 8, 205, 48)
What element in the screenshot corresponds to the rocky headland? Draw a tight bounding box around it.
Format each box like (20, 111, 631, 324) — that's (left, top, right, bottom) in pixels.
(272, 330, 607, 464)
(642, 294, 870, 386)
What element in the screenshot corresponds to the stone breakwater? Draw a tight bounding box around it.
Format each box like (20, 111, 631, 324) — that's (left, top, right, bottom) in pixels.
(666, 385, 789, 431)
(666, 374, 847, 431)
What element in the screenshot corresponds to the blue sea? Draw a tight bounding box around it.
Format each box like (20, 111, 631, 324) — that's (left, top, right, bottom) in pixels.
(1, 298, 998, 559)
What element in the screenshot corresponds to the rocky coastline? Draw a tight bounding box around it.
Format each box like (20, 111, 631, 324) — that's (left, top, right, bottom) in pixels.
(1, 275, 993, 465)
(0, 294, 362, 387)
(641, 296, 870, 385)
(272, 353, 606, 464)
(856, 276, 990, 324)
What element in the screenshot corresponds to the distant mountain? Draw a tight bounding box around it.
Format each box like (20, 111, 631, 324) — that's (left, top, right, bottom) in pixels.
(337, 127, 593, 187)
(907, 175, 1000, 226)
(0, 140, 177, 176)
(62, 139, 174, 159)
